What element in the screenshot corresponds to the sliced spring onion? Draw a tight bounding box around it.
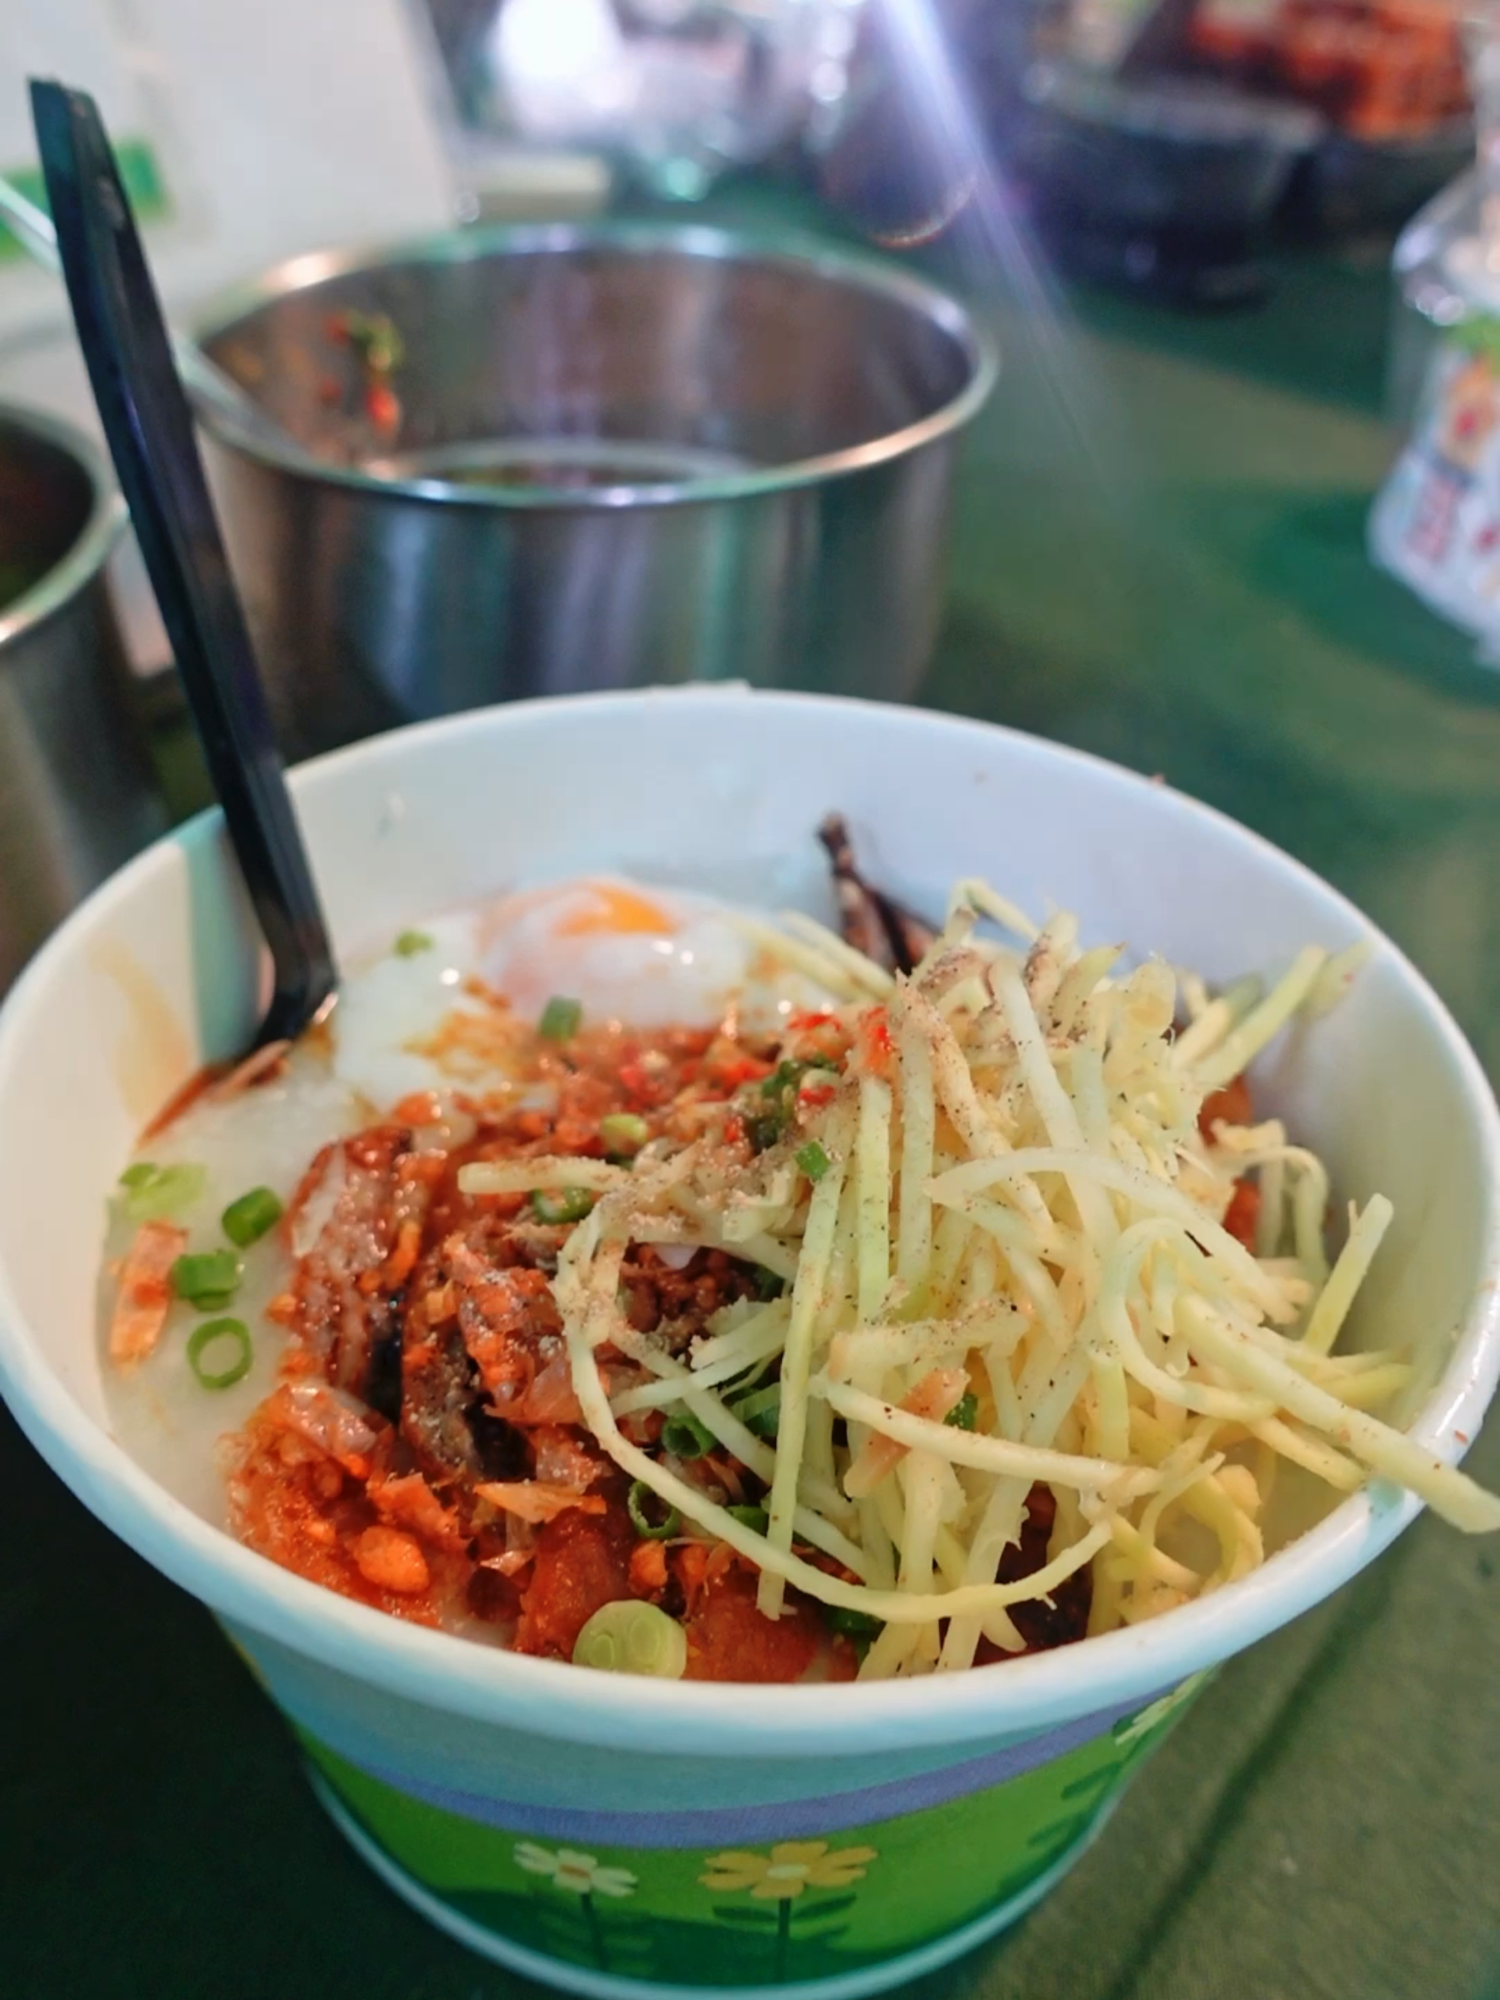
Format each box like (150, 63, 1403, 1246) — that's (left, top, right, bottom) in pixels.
(221, 1186, 284, 1248)
(945, 1391, 979, 1431)
(342, 309, 405, 373)
(186, 1316, 254, 1390)
(661, 1408, 717, 1460)
(531, 1187, 596, 1226)
(796, 1139, 832, 1183)
(171, 1249, 242, 1310)
(745, 1059, 842, 1157)
(393, 929, 433, 957)
(599, 1112, 650, 1155)
(759, 1060, 797, 1099)
(573, 1599, 687, 1678)
(760, 1055, 838, 1100)
(753, 1267, 787, 1301)
(627, 1479, 681, 1540)
(539, 995, 582, 1041)
(120, 1162, 206, 1223)
(826, 1605, 884, 1642)
(726, 1503, 770, 1534)
(731, 1382, 781, 1440)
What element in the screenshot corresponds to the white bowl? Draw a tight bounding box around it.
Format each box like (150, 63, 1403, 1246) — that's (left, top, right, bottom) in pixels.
(1, 688, 1496, 2000)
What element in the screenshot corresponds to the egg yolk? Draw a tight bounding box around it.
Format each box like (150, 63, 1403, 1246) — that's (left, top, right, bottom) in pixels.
(555, 884, 679, 938)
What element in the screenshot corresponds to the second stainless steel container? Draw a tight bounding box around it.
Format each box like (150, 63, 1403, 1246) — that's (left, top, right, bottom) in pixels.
(196, 223, 997, 761)
(0, 403, 165, 993)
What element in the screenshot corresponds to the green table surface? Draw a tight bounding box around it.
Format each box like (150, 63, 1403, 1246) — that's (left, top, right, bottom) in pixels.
(7, 218, 1500, 2000)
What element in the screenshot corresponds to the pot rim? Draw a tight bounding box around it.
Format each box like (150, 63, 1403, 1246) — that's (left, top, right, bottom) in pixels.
(191, 219, 1000, 511)
(0, 401, 127, 652)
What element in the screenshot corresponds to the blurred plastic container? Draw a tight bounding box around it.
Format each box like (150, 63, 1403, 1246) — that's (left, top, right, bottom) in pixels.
(1386, 164, 1479, 426)
(1370, 11, 1500, 651)
(1017, 64, 1321, 303)
(1383, 8, 1500, 416)
(410, 0, 864, 208)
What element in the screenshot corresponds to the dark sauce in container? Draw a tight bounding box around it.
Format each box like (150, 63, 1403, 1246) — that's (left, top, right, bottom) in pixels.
(363, 436, 750, 495)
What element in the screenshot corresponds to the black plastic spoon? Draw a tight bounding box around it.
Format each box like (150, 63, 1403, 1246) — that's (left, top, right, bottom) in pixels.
(32, 78, 337, 1049)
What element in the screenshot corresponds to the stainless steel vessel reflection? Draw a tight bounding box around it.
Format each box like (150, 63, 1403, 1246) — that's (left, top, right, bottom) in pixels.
(0, 404, 165, 992)
(195, 223, 996, 761)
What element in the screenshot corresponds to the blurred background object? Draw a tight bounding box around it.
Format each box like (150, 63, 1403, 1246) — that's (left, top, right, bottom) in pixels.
(1368, 0, 1500, 644)
(411, 0, 865, 209)
(0, 1, 452, 385)
(5, 0, 1499, 750)
(1384, 3, 1500, 423)
(1014, 65, 1323, 304)
(1184, 0, 1469, 138)
(991, 0, 1477, 299)
(193, 222, 994, 757)
(3, 0, 1485, 433)
(1387, 163, 1478, 425)
(1, 0, 452, 686)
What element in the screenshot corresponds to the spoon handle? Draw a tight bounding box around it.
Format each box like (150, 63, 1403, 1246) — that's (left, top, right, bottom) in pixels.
(32, 79, 336, 1046)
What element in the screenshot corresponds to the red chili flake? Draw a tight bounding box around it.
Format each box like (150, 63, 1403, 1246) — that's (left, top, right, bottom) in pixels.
(856, 1006, 894, 1078)
(1221, 1177, 1261, 1249)
(789, 1009, 837, 1032)
(1199, 1074, 1252, 1137)
(710, 1052, 774, 1088)
(365, 382, 401, 436)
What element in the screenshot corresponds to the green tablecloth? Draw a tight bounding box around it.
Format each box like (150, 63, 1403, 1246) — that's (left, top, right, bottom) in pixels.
(6, 235, 1500, 2000)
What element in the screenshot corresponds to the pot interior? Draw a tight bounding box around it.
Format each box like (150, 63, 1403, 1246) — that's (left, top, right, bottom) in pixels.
(0, 413, 96, 620)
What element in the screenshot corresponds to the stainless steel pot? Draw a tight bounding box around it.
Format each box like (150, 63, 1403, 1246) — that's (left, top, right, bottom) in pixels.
(195, 222, 996, 762)
(0, 404, 166, 993)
